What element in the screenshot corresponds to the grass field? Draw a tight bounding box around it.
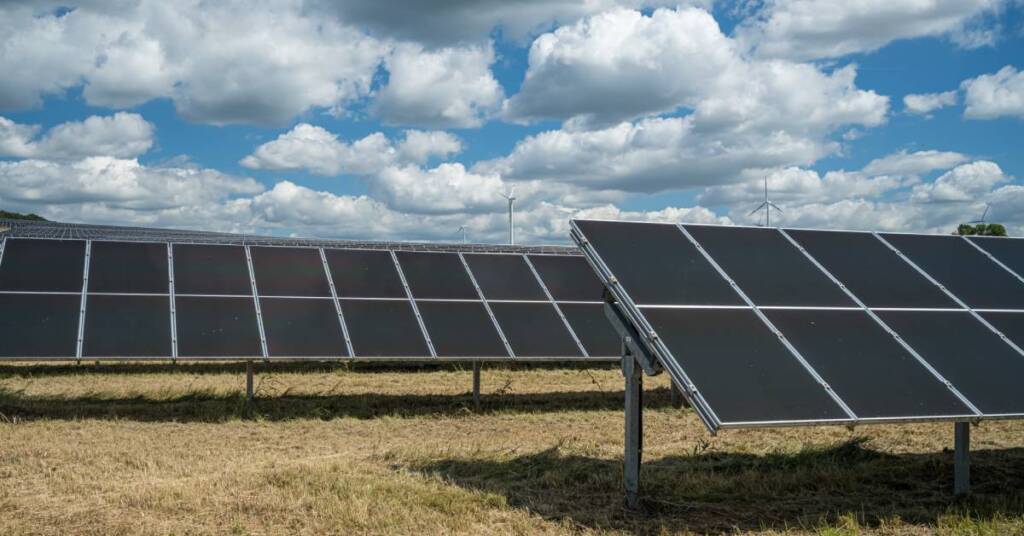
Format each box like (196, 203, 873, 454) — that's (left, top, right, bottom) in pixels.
(1, 361, 1023, 535)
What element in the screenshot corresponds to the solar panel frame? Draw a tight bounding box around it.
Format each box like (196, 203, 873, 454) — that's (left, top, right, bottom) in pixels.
(390, 250, 438, 358)
(457, 252, 517, 359)
(318, 247, 356, 358)
(462, 252, 548, 301)
(522, 254, 591, 357)
(962, 236, 1024, 290)
(0, 238, 86, 292)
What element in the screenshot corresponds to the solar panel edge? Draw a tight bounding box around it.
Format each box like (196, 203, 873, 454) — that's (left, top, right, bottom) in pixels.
(457, 252, 516, 359)
(961, 235, 1024, 287)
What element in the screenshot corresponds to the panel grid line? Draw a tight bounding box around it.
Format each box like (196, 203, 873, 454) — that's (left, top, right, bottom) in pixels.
(243, 245, 270, 360)
(523, 254, 588, 357)
(75, 240, 92, 361)
(778, 228, 983, 418)
(167, 243, 178, 360)
(961, 236, 1024, 288)
(319, 247, 355, 359)
(676, 224, 860, 423)
(873, 232, 1024, 360)
(0, 236, 6, 273)
(458, 253, 516, 359)
(390, 250, 437, 358)
(569, 223, 725, 431)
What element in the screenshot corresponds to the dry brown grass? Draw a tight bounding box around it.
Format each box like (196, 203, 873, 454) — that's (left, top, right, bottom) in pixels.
(1, 361, 1023, 535)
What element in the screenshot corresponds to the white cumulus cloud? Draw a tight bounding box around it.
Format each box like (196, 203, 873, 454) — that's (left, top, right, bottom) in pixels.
(0, 113, 154, 160)
(962, 65, 1024, 119)
(903, 91, 959, 115)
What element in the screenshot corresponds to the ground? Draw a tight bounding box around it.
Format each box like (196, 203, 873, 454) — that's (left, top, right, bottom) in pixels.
(1, 362, 1023, 535)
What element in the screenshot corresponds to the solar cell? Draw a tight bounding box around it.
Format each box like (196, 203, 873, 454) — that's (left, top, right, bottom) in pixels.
(488, 302, 583, 357)
(527, 254, 603, 302)
(968, 237, 1024, 280)
(324, 248, 406, 298)
(172, 244, 252, 296)
(260, 298, 347, 357)
(416, 300, 509, 357)
(82, 295, 171, 357)
(0, 294, 80, 357)
(0, 239, 85, 292)
(175, 296, 263, 357)
(250, 247, 332, 297)
(881, 233, 1024, 310)
(880, 311, 1024, 416)
(786, 229, 958, 308)
(684, 225, 854, 307)
(88, 241, 168, 294)
(340, 299, 431, 357)
(558, 303, 620, 357)
(395, 252, 478, 300)
(978, 312, 1024, 353)
(574, 220, 742, 306)
(765, 309, 971, 419)
(641, 307, 849, 425)
(463, 254, 547, 301)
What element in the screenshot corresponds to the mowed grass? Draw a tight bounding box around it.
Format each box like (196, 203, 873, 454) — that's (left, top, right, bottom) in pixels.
(1, 362, 1023, 535)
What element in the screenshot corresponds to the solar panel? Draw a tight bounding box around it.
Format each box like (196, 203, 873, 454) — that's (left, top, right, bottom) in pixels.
(764, 309, 972, 419)
(881, 233, 1024, 310)
(880, 311, 1024, 416)
(684, 225, 854, 307)
(82, 295, 172, 357)
(416, 300, 509, 357)
(527, 254, 604, 302)
(340, 299, 431, 357)
(967, 237, 1024, 279)
(395, 251, 478, 300)
(250, 246, 332, 297)
(463, 254, 547, 301)
(88, 241, 168, 294)
(0, 239, 85, 292)
(172, 244, 252, 295)
(488, 302, 583, 357)
(260, 298, 347, 357)
(978, 312, 1024, 353)
(0, 294, 80, 357)
(324, 248, 406, 298)
(558, 303, 621, 357)
(574, 220, 742, 306)
(175, 296, 263, 357)
(786, 230, 958, 308)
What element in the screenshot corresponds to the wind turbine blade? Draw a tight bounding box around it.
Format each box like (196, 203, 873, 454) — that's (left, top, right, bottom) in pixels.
(749, 203, 766, 216)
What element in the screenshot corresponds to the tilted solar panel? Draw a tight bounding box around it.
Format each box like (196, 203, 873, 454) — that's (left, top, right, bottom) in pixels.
(573, 220, 1024, 431)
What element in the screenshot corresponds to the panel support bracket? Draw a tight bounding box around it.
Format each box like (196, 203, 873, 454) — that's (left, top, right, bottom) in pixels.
(954, 421, 970, 496)
(472, 360, 482, 411)
(245, 360, 255, 417)
(604, 301, 660, 376)
(623, 344, 643, 510)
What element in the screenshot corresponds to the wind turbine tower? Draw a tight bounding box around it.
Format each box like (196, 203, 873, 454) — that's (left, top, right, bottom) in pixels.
(749, 176, 783, 227)
(456, 225, 468, 244)
(501, 187, 516, 245)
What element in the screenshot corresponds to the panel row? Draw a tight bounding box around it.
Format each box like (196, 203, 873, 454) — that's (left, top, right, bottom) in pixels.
(0, 238, 619, 359)
(573, 220, 1024, 427)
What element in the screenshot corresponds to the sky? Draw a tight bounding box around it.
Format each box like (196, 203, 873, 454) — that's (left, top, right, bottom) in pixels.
(0, 0, 1022, 244)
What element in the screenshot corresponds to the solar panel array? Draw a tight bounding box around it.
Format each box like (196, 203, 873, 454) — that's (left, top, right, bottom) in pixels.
(573, 220, 1024, 431)
(0, 237, 619, 361)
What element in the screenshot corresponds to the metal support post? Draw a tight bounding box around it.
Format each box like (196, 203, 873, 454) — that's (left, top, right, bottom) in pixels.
(245, 360, 255, 414)
(472, 361, 482, 411)
(954, 422, 970, 496)
(623, 347, 643, 510)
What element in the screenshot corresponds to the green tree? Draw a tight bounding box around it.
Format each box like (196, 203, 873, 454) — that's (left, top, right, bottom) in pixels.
(955, 223, 1007, 236)
(0, 210, 47, 221)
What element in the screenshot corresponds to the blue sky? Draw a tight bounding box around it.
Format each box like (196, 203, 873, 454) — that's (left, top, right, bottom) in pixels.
(0, 1, 1022, 243)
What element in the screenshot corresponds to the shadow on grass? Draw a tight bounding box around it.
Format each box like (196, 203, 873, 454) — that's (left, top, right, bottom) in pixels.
(0, 385, 677, 423)
(408, 440, 1024, 534)
(0, 360, 617, 377)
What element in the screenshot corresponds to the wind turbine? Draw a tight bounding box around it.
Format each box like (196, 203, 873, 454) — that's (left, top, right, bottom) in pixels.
(969, 204, 991, 225)
(456, 225, 468, 244)
(500, 186, 516, 245)
(749, 176, 783, 227)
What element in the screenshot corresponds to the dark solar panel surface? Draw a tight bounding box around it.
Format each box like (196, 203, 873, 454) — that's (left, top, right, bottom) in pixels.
(340, 299, 431, 357)
(260, 298, 347, 357)
(880, 311, 1024, 415)
(395, 252, 478, 300)
(172, 244, 252, 295)
(558, 303, 620, 357)
(684, 226, 854, 307)
(416, 301, 508, 357)
(175, 297, 262, 357)
(0, 239, 85, 292)
(0, 294, 80, 357)
(978, 312, 1024, 353)
(464, 254, 546, 301)
(324, 249, 406, 298)
(787, 230, 957, 308)
(489, 302, 582, 357)
(968, 237, 1024, 279)
(88, 241, 168, 294)
(642, 307, 849, 424)
(882, 233, 1024, 309)
(527, 254, 603, 302)
(764, 309, 971, 418)
(82, 295, 171, 357)
(574, 220, 742, 306)
(251, 247, 332, 297)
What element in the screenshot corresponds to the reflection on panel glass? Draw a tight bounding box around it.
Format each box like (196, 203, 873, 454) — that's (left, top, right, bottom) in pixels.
(260, 298, 347, 357)
(528, 255, 604, 302)
(172, 244, 252, 296)
(324, 249, 406, 298)
(395, 252, 478, 300)
(0, 239, 85, 292)
(488, 302, 582, 357)
(340, 299, 431, 357)
(250, 247, 331, 297)
(89, 241, 168, 294)
(0, 294, 80, 357)
(464, 254, 546, 301)
(175, 296, 262, 357)
(417, 301, 508, 357)
(83, 295, 171, 357)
